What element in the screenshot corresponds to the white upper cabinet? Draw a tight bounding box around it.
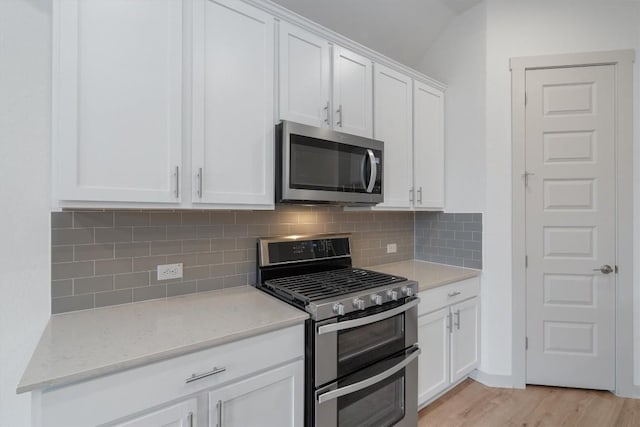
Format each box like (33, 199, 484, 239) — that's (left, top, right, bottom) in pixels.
(413, 81, 445, 210)
(332, 47, 373, 138)
(373, 63, 413, 209)
(191, 0, 275, 208)
(278, 22, 331, 128)
(53, 0, 183, 204)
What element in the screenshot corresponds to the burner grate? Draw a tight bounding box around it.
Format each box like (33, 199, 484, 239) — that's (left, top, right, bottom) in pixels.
(264, 268, 406, 304)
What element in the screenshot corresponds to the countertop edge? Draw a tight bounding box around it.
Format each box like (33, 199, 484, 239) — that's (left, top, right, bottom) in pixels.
(16, 314, 308, 395)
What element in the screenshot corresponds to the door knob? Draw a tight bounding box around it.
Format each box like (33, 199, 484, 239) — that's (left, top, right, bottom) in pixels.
(593, 265, 614, 274)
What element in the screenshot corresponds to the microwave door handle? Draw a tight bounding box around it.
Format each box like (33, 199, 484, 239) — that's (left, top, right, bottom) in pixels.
(317, 297, 419, 335)
(366, 149, 376, 193)
(317, 347, 421, 404)
(360, 153, 368, 191)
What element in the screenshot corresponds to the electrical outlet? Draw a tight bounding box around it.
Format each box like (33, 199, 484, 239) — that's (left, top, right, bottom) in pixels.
(157, 263, 183, 280)
(386, 243, 397, 254)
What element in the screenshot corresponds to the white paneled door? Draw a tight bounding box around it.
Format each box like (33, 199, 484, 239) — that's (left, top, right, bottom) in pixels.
(525, 65, 616, 390)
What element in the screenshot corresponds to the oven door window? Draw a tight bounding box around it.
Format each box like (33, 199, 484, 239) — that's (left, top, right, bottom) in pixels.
(337, 309, 405, 377)
(289, 134, 382, 194)
(337, 358, 406, 427)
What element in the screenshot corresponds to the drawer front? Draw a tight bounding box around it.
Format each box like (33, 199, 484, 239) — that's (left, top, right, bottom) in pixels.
(418, 277, 480, 316)
(40, 325, 304, 427)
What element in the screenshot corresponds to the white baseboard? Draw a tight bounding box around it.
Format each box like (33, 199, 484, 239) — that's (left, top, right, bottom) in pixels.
(615, 384, 640, 399)
(469, 369, 516, 388)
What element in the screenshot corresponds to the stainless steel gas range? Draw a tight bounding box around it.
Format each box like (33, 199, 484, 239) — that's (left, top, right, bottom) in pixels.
(256, 233, 420, 427)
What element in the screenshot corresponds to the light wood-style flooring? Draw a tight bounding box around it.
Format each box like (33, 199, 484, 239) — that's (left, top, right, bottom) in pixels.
(418, 379, 640, 427)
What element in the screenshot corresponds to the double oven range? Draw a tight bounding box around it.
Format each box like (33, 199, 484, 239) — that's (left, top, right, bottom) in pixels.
(256, 233, 420, 427)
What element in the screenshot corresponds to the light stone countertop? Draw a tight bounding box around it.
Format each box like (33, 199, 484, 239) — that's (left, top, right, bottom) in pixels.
(368, 260, 481, 292)
(17, 286, 308, 394)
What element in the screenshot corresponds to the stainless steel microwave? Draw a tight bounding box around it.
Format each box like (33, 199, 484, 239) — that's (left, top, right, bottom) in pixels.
(276, 121, 384, 205)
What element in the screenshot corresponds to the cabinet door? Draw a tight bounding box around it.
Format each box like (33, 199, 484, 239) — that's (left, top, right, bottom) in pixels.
(279, 22, 331, 128)
(54, 0, 183, 203)
(192, 0, 274, 208)
(417, 307, 450, 406)
(450, 297, 480, 383)
(208, 360, 304, 427)
(332, 46, 373, 138)
(373, 64, 413, 209)
(413, 81, 445, 210)
(114, 398, 197, 427)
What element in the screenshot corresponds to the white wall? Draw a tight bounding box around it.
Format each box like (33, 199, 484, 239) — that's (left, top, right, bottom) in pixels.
(417, 2, 487, 213)
(419, 0, 640, 385)
(0, 0, 52, 424)
(485, 0, 640, 384)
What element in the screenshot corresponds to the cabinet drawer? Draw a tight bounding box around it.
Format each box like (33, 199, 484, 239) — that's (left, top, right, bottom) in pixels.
(418, 277, 480, 316)
(39, 325, 304, 427)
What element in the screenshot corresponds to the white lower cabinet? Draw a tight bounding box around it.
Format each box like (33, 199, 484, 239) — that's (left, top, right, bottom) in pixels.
(417, 278, 480, 407)
(208, 362, 303, 427)
(35, 325, 304, 427)
(115, 399, 198, 427)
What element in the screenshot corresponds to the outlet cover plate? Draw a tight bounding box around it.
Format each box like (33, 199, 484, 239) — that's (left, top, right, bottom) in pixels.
(157, 263, 183, 281)
(386, 243, 397, 254)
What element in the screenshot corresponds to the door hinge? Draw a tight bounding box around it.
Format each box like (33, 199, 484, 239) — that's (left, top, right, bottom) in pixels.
(525, 337, 529, 350)
(525, 255, 528, 268)
(615, 265, 619, 274)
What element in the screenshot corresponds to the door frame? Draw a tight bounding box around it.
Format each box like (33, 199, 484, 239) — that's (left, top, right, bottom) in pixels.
(510, 50, 635, 395)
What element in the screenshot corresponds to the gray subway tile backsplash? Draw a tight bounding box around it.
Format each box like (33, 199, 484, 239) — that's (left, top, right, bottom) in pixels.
(415, 212, 482, 269)
(51, 208, 414, 314)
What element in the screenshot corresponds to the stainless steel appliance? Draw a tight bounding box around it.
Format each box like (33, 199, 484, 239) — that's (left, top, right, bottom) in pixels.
(276, 121, 384, 205)
(256, 234, 419, 427)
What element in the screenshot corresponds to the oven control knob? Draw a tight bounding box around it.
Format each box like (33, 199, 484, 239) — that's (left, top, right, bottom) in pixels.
(333, 303, 345, 316)
(402, 286, 414, 297)
(352, 298, 366, 310)
(387, 290, 399, 301)
(370, 294, 383, 305)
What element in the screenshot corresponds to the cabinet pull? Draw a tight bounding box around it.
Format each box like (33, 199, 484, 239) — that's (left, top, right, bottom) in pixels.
(446, 312, 452, 333)
(185, 366, 226, 384)
(418, 186, 423, 204)
(174, 166, 180, 199)
(409, 188, 414, 203)
(187, 412, 194, 427)
(324, 101, 330, 125)
(197, 168, 203, 198)
(455, 309, 461, 330)
(336, 105, 343, 127)
(216, 399, 223, 427)
(448, 291, 461, 297)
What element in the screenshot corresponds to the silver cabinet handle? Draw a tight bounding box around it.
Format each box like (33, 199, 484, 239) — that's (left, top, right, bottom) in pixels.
(317, 347, 420, 404)
(593, 265, 614, 274)
(409, 188, 414, 203)
(448, 291, 461, 297)
(317, 298, 419, 335)
(187, 412, 194, 427)
(446, 312, 452, 333)
(418, 186, 423, 204)
(455, 309, 460, 330)
(197, 167, 203, 198)
(336, 104, 343, 127)
(174, 166, 180, 198)
(365, 149, 376, 193)
(185, 366, 226, 384)
(323, 101, 330, 125)
(215, 399, 223, 427)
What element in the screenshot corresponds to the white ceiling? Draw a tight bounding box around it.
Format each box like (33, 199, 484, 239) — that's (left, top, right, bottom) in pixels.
(270, 0, 483, 67)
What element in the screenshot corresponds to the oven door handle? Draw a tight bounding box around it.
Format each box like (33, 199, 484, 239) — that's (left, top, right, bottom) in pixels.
(317, 297, 419, 335)
(317, 346, 420, 404)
